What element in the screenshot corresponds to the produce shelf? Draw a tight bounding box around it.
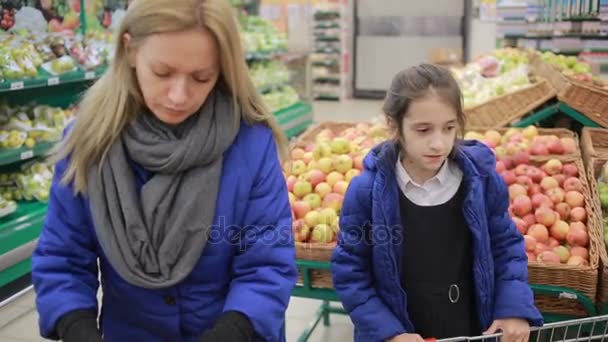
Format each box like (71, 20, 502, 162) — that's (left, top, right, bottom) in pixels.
(245, 50, 288, 61)
(0, 141, 56, 167)
(274, 102, 313, 139)
(0, 201, 47, 256)
(0, 66, 106, 94)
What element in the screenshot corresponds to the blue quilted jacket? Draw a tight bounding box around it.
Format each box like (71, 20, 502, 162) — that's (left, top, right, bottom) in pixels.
(32, 123, 297, 342)
(331, 140, 543, 342)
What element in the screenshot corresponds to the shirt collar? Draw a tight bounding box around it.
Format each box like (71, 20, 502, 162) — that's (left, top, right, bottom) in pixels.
(396, 153, 451, 188)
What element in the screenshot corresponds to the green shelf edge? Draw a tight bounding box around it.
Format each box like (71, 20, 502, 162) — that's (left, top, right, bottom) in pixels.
(0, 258, 32, 288)
(0, 65, 107, 94)
(0, 201, 47, 255)
(0, 141, 56, 167)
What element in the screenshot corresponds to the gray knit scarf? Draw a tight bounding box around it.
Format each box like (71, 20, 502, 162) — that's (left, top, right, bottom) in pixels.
(87, 90, 239, 289)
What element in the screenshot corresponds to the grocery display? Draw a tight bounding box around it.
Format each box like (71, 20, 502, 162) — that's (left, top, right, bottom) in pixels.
(284, 122, 388, 245)
(239, 15, 288, 57)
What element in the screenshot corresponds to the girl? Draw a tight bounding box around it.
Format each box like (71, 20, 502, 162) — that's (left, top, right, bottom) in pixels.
(331, 64, 543, 342)
(32, 0, 296, 341)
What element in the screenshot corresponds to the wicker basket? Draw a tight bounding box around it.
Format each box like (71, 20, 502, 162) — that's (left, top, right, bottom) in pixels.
(295, 242, 336, 289)
(464, 127, 581, 160)
(529, 52, 571, 94)
(463, 78, 556, 128)
(525, 156, 602, 317)
(581, 128, 608, 308)
(294, 121, 364, 148)
(558, 81, 608, 128)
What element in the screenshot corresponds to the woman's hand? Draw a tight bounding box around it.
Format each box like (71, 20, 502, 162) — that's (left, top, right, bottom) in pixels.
(386, 333, 425, 342)
(484, 318, 530, 342)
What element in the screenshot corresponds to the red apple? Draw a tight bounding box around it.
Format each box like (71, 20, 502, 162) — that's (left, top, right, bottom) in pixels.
(323, 193, 344, 212)
(292, 201, 311, 219)
(565, 191, 585, 208)
(550, 220, 570, 241)
(293, 219, 311, 242)
(531, 142, 550, 156)
(548, 237, 560, 248)
(524, 235, 537, 252)
(555, 174, 568, 188)
(570, 221, 587, 232)
(560, 137, 577, 154)
(523, 214, 536, 227)
(333, 181, 349, 195)
(532, 194, 553, 209)
(537, 250, 562, 264)
(535, 242, 551, 255)
(498, 156, 514, 170)
(528, 224, 550, 243)
(286, 175, 297, 192)
(306, 169, 326, 187)
(516, 176, 533, 189)
(541, 177, 559, 191)
(526, 167, 544, 183)
(515, 164, 531, 176)
(353, 155, 364, 171)
(513, 151, 531, 166)
(527, 252, 537, 262)
(542, 159, 563, 175)
(513, 217, 528, 234)
(535, 207, 557, 228)
(293, 180, 313, 197)
(567, 226, 589, 247)
(509, 184, 528, 200)
(548, 140, 565, 155)
(545, 188, 565, 205)
(570, 246, 589, 260)
(553, 245, 571, 263)
(501, 171, 517, 186)
(563, 177, 583, 192)
(528, 184, 542, 196)
(562, 163, 579, 177)
(570, 207, 587, 223)
(315, 182, 332, 198)
(555, 202, 571, 220)
(496, 160, 507, 173)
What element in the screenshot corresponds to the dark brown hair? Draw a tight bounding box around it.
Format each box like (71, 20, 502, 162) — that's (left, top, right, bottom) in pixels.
(382, 63, 465, 148)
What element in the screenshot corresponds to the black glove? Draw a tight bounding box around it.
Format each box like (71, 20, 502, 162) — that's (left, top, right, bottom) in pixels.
(57, 309, 103, 342)
(199, 311, 253, 342)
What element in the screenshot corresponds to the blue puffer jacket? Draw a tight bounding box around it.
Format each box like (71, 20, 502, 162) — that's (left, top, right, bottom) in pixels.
(32, 123, 297, 342)
(331, 140, 543, 342)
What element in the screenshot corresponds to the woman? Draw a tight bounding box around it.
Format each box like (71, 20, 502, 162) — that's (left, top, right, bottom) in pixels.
(32, 0, 297, 341)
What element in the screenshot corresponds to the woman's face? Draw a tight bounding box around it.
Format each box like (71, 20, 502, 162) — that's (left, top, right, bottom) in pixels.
(126, 27, 221, 125)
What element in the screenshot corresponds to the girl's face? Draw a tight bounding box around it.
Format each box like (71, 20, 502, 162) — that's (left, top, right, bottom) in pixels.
(400, 94, 458, 182)
(125, 27, 221, 126)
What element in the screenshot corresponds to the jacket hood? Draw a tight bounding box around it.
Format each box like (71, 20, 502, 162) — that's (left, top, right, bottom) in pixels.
(363, 139, 497, 177)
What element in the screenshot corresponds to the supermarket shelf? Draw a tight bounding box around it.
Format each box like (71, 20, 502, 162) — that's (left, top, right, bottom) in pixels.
(505, 34, 608, 40)
(0, 201, 47, 256)
(274, 101, 313, 139)
(0, 141, 56, 167)
(256, 83, 289, 94)
(314, 76, 341, 83)
(315, 95, 340, 101)
(314, 23, 340, 29)
(316, 36, 340, 42)
(245, 50, 288, 61)
(312, 60, 339, 67)
(0, 66, 106, 94)
(538, 48, 608, 55)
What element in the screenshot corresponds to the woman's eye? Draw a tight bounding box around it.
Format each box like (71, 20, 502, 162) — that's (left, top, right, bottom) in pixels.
(195, 78, 210, 83)
(153, 71, 170, 78)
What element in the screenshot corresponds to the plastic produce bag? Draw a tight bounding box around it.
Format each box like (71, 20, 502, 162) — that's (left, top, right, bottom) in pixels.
(11, 7, 47, 33)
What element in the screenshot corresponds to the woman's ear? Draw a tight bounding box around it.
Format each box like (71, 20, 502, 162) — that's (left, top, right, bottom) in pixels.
(123, 33, 136, 67)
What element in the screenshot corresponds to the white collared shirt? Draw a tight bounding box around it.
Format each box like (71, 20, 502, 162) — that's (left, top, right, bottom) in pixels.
(395, 155, 464, 206)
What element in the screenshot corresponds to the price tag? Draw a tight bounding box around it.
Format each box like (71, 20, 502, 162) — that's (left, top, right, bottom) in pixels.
(10, 81, 24, 90)
(85, 71, 95, 80)
(47, 77, 60, 86)
(20, 150, 34, 160)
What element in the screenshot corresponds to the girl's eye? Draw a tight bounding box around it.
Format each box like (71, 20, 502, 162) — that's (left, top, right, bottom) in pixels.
(446, 126, 456, 131)
(417, 128, 429, 133)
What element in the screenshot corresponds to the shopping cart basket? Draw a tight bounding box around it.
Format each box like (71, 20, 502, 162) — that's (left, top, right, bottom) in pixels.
(425, 314, 608, 342)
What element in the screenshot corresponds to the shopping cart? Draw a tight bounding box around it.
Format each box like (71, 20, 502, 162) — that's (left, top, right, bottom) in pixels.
(425, 314, 608, 342)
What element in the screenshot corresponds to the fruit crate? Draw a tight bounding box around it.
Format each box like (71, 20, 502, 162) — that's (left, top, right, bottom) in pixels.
(464, 127, 581, 161)
(293, 121, 361, 148)
(463, 77, 556, 128)
(295, 242, 335, 289)
(558, 81, 608, 128)
(524, 156, 603, 317)
(529, 52, 571, 94)
(580, 127, 608, 311)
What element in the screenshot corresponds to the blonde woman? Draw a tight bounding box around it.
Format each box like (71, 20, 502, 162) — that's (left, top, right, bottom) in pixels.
(31, 0, 297, 341)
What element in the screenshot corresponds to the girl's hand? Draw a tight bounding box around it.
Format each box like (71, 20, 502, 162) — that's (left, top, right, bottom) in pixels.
(386, 333, 425, 342)
(484, 318, 530, 342)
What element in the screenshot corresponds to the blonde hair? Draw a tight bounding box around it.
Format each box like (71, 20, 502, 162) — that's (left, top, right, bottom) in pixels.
(53, 0, 288, 194)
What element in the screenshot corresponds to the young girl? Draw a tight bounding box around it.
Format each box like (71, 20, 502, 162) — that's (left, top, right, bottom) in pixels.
(331, 64, 543, 342)
(32, 1, 296, 341)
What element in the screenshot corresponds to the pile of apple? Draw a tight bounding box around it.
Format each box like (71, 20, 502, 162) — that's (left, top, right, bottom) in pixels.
(284, 122, 388, 245)
(465, 126, 577, 161)
(505, 158, 590, 266)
